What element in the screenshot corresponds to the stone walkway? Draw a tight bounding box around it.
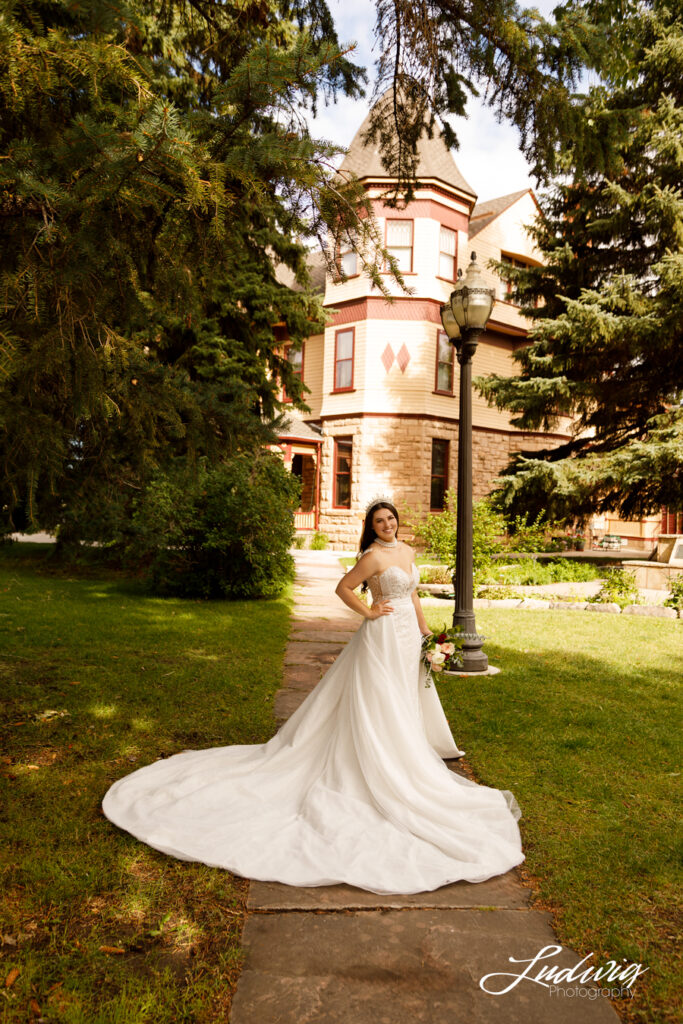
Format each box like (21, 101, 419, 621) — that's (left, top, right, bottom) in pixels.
(231, 550, 621, 1023)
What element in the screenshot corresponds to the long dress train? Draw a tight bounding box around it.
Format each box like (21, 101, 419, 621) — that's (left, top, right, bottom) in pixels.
(102, 563, 524, 894)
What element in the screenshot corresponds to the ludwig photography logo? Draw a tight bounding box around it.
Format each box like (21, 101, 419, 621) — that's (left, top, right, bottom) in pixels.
(479, 943, 649, 1000)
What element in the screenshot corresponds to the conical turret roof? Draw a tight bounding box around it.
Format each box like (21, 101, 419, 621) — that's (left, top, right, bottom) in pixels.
(338, 101, 477, 201)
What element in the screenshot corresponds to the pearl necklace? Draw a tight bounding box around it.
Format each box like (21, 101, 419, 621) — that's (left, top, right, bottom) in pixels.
(373, 537, 398, 548)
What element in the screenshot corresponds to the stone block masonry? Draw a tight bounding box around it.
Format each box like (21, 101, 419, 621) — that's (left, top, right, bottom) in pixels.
(315, 414, 568, 548)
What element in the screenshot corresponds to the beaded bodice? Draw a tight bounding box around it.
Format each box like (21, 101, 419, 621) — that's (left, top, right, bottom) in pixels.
(367, 563, 419, 604)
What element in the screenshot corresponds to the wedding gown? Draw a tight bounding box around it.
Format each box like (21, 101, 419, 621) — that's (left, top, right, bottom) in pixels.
(102, 563, 524, 894)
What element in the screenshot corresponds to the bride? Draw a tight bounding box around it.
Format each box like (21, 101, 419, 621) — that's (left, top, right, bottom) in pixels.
(103, 499, 524, 894)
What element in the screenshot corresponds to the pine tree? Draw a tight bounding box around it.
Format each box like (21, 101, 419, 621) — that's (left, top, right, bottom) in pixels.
(362, 0, 600, 202)
(475, 1, 683, 520)
(0, 0, 381, 539)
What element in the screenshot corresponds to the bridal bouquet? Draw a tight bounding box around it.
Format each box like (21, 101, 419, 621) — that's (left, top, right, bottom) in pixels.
(421, 626, 465, 686)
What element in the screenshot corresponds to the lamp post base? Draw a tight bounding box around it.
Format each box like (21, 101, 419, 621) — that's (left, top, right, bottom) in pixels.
(459, 647, 489, 673)
(453, 609, 488, 673)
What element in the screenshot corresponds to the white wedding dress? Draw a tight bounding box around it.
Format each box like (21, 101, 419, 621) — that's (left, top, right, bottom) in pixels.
(103, 563, 524, 894)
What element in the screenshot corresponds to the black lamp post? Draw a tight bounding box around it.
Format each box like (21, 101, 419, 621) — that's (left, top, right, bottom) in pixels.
(440, 251, 495, 672)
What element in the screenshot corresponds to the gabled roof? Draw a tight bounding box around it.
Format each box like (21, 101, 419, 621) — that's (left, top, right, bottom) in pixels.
(338, 103, 477, 200)
(274, 250, 327, 295)
(278, 415, 323, 444)
(468, 189, 532, 237)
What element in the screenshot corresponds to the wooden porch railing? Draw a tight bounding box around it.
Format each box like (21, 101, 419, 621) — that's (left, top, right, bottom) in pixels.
(294, 511, 316, 531)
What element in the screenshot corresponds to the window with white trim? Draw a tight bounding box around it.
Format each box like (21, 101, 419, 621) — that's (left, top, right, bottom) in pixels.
(386, 220, 413, 272)
(435, 331, 454, 394)
(334, 438, 352, 508)
(438, 226, 456, 280)
(334, 328, 354, 391)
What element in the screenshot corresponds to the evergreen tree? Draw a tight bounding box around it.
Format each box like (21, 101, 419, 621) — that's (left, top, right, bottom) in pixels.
(475, 1, 683, 520)
(0, 0, 382, 540)
(363, 0, 600, 202)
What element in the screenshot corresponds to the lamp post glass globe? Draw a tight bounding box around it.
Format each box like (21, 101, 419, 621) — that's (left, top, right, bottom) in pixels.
(449, 251, 494, 330)
(440, 302, 461, 341)
(449, 268, 467, 329)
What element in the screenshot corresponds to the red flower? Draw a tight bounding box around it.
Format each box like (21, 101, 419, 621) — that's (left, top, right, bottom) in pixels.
(437, 633, 447, 642)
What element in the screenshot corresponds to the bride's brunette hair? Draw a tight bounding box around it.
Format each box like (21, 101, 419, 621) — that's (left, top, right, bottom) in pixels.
(358, 501, 400, 591)
(359, 501, 400, 554)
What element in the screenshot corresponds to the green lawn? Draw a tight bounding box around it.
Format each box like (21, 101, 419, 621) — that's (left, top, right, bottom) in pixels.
(2, 547, 680, 1024)
(425, 607, 682, 1024)
(0, 546, 290, 1023)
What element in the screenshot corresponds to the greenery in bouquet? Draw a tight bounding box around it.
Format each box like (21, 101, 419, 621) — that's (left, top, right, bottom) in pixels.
(421, 626, 466, 686)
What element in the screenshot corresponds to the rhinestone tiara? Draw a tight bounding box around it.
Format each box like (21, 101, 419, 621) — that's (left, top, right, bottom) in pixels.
(364, 493, 395, 515)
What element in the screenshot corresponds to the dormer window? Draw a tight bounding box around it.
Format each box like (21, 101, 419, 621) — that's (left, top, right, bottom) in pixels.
(438, 226, 456, 281)
(338, 240, 358, 278)
(386, 220, 413, 273)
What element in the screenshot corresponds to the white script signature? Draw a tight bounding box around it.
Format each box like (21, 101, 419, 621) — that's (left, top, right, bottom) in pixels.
(479, 944, 649, 996)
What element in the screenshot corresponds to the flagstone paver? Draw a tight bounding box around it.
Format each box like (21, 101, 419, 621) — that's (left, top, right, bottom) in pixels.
(230, 549, 622, 1024)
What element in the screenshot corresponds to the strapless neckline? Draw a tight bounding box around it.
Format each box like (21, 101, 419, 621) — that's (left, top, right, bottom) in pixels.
(376, 564, 416, 581)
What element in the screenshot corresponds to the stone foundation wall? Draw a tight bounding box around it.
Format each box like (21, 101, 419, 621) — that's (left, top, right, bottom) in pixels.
(315, 415, 568, 549)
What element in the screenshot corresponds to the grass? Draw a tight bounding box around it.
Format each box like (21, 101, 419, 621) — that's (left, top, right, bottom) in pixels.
(2, 543, 680, 1022)
(0, 544, 290, 1023)
(425, 607, 682, 1024)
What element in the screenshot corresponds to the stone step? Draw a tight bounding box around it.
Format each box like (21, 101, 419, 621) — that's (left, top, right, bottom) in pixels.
(230, 908, 621, 1024)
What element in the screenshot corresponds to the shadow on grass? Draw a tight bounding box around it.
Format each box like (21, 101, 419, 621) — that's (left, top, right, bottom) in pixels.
(1, 556, 295, 1023)
(427, 608, 681, 1024)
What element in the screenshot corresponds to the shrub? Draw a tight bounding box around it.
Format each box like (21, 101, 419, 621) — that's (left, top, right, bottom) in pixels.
(408, 491, 506, 593)
(589, 567, 640, 608)
(419, 566, 453, 585)
(663, 575, 683, 612)
(291, 535, 307, 550)
(495, 558, 601, 586)
(310, 531, 329, 550)
(505, 510, 562, 553)
(130, 453, 299, 599)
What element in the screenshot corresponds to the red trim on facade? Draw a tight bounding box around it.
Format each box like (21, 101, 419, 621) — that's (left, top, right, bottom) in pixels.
(434, 328, 454, 395)
(371, 198, 470, 231)
(326, 298, 530, 343)
(333, 436, 353, 508)
(333, 327, 355, 392)
(327, 297, 445, 327)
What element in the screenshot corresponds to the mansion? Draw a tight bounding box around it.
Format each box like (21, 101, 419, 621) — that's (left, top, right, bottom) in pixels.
(276, 106, 656, 550)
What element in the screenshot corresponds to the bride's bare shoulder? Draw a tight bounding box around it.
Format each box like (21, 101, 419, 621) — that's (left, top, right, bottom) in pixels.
(357, 546, 381, 569)
(399, 541, 415, 557)
(344, 547, 381, 581)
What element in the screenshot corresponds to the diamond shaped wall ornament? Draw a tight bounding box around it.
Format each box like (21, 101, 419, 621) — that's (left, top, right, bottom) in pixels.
(381, 344, 395, 373)
(396, 344, 411, 373)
